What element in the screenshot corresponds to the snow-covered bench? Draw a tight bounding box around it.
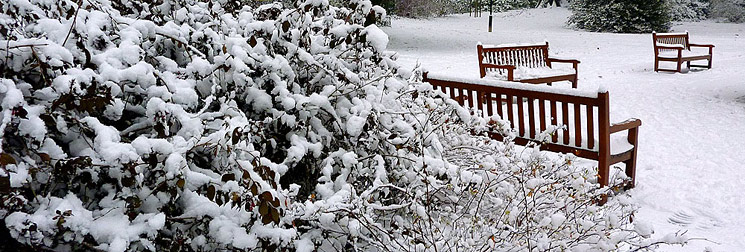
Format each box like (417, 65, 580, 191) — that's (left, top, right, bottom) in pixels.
(423, 72, 641, 195)
(477, 42, 580, 89)
(653, 32, 714, 73)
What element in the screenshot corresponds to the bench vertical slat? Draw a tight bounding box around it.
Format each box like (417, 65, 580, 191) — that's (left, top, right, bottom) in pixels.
(517, 96, 526, 137)
(539, 98, 547, 133)
(492, 51, 505, 74)
(464, 88, 473, 108)
(517, 50, 524, 68)
(574, 103, 582, 147)
(485, 92, 494, 117)
(496, 94, 504, 118)
(528, 97, 536, 138)
(509, 49, 516, 67)
(587, 104, 595, 150)
(486, 51, 492, 74)
(551, 100, 558, 143)
(476, 90, 484, 115)
(562, 101, 570, 145)
(507, 94, 515, 129)
(542, 44, 550, 68)
(448, 86, 456, 101)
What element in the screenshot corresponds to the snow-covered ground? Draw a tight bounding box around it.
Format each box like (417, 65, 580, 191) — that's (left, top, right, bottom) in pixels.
(384, 9, 745, 251)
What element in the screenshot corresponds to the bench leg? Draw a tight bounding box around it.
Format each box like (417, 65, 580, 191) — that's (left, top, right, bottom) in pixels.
(597, 156, 610, 205)
(654, 58, 659, 72)
(676, 59, 682, 73)
(624, 126, 639, 190)
(571, 76, 578, 89)
(686, 61, 690, 70)
(708, 57, 713, 69)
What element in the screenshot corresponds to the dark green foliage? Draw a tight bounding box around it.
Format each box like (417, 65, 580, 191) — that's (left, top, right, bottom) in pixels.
(372, 0, 396, 13)
(568, 0, 672, 33)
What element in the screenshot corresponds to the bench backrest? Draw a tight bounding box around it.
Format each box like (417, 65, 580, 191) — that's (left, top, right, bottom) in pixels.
(423, 72, 611, 161)
(478, 42, 551, 76)
(653, 32, 690, 52)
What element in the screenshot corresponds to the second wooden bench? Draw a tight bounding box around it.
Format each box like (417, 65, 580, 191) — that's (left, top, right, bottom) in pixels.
(423, 72, 640, 192)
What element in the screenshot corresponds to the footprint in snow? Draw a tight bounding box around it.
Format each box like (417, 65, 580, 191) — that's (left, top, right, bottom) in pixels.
(667, 209, 723, 230)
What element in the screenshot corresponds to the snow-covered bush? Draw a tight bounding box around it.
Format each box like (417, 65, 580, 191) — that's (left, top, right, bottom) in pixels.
(1, 0, 687, 251)
(709, 0, 745, 23)
(568, 0, 672, 33)
(667, 0, 709, 22)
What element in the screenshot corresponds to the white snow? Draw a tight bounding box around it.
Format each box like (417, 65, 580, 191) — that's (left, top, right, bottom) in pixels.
(364, 24, 389, 52)
(384, 8, 745, 251)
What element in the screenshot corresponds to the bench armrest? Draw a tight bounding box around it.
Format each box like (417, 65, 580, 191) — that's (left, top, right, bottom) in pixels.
(481, 63, 516, 80)
(689, 43, 714, 48)
(547, 57, 580, 70)
(546, 57, 580, 64)
(610, 118, 642, 134)
(655, 45, 684, 50)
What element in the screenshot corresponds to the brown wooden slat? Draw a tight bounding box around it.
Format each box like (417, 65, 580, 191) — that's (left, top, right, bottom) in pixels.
(464, 88, 473, 108)
(587, 104, 594, 150)
(517, 96, 525, 137)
(574, 103, 582, 147)
(506, 94, 515, 128)
(448, 86, 456, 101)
(485, 92, 494, 116)
(562, 101, 569, 145)
(528, 97, 536, 138)
(550, 100, 557, 143)
(421, 78, 600, 105)
(598, 92, 611, 188)
(539, 98, 546, 133)
(476, 91, 484, 115)
(488, 133, 600, 160)
(496, 94, 504, 118)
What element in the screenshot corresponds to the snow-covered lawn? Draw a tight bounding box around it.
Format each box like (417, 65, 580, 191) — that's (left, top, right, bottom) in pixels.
(384, 9, 745, 251)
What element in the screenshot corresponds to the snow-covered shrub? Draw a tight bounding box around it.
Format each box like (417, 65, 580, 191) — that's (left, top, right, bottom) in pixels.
(709, 0, 745, 23)
(1, 0, 687, 251)
(568, 0, 672, 33)
(667, 0, 709, 21)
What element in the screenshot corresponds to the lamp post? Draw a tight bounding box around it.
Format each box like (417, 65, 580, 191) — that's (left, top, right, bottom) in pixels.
(488, 0, 493, 32)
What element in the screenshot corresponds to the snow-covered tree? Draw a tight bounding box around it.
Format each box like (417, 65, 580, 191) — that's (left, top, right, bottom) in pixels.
(709, 0, 745, 23)
(568, 0, 672, 33)
(1, 0, 687, 251)
(667, 0, 709, 22)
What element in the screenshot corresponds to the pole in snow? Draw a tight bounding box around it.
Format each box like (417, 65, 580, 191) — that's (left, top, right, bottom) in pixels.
(488, 0, 493, 32)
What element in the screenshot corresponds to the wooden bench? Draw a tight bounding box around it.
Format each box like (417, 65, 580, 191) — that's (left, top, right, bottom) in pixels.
(478, 42, 580, 88)
(422, 72, 641, 195)
(653, 32, 714, 73)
